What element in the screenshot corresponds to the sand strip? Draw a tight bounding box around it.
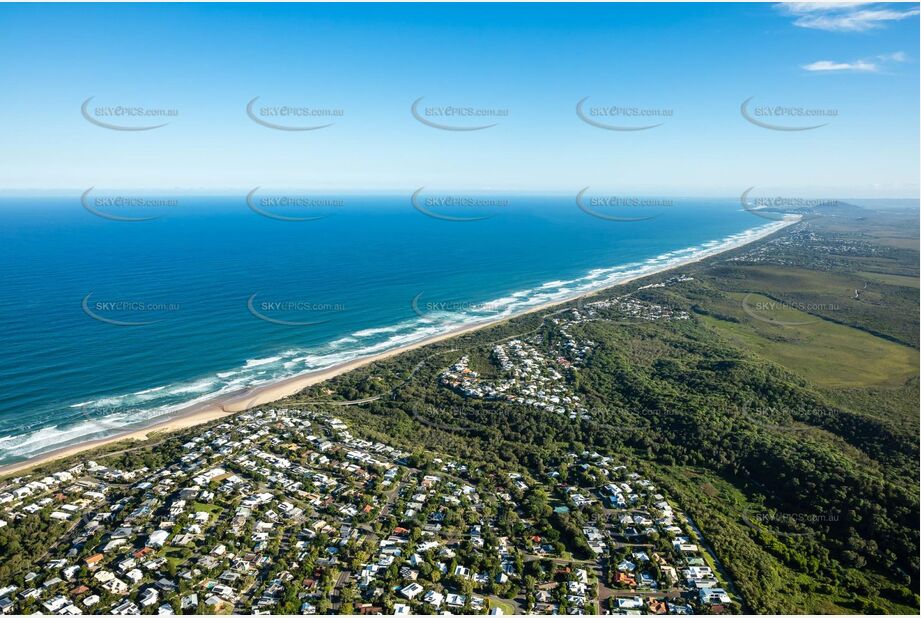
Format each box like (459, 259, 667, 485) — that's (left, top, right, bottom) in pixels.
(0, 218, 797, 477)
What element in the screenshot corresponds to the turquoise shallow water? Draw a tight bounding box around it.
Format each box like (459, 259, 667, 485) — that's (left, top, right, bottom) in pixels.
(0, 194, 784, 464)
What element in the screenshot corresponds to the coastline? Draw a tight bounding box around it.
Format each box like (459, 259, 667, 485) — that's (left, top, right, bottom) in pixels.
(0, 217, 798, 478)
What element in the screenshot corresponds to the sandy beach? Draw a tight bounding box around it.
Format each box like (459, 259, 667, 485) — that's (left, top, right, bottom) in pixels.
(0, 217, 798, 478)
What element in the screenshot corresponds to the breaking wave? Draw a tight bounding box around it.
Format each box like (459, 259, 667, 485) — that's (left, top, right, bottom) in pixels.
(0, 217, 795, 464)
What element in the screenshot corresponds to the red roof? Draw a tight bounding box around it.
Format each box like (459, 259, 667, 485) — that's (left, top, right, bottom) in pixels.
(614, 572, 636, 586)
(649, 599, 667, 614)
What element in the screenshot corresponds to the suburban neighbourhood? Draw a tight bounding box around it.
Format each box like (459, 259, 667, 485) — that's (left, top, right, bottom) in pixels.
(0, 404, 733, 615)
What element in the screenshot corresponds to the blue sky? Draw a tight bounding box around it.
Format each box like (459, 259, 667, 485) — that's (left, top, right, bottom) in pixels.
(0, 2, 917, 197)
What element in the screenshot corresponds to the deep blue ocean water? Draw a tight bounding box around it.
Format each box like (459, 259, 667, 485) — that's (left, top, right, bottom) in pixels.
(0, 195, 786, 464)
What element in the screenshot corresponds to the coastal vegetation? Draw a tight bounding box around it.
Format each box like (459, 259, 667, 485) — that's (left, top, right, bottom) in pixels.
(291, 205, 919, 613)
(1, 204, 917, 614)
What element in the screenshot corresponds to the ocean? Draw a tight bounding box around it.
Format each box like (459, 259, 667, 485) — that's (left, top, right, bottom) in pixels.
(0, 194, 789, 464)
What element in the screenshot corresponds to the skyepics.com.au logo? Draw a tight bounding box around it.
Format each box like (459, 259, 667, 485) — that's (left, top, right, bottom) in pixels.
(411, 97, 509, 131)
(69, 400, 132, 437)
(81, 97, 178, 131)
(408, 405, 481, 434)
(246, 187, 344, 222)
(246, 96, 344, 131)
(741, 293, 841, 327)
(576, 97, 673, 131)
(410, 292, 506, 320)
(82, 293, 180, 327)
(247, 294, 346, 327)
(72, 389, 262, 439)
(576, 188, 672, 222)
(411, 188, 509, 222)
(745, 404, 842, 435)
(740, 97, 837, 131)
(741, 507, 839, 538)
(81, 188, 179, 222)
(740, 187, 839, 220)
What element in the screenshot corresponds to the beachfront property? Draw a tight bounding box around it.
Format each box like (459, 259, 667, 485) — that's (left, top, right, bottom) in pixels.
(0, 405, 732, 615)
(439, 274, 696, 423)
(0, 269, 734, 615)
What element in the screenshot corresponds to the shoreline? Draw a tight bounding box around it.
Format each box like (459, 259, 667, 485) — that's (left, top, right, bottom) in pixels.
(0, 217, 798, 478)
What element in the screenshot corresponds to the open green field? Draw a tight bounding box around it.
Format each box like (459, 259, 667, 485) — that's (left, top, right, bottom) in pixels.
(193, 501, 223, 514)
(705, 263, 902, 317)
(857, 270, 920, 289)
(487, 598, 518, 615)
(702, 259, 919, 348)
(715, 263, 868, 296)
(864, 232, 920, 251)
(701, 292, 918, 388)
(162, 546, 191, 570)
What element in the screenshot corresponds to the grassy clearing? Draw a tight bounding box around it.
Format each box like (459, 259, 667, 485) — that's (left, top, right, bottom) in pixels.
(193, 501, 222, 514)
(864, 233, 920, 251)
(488, 598, 518, 614)
(856, 271, 920, 289)
(703, 262, 919, 348)
(701, 292, 917, 388)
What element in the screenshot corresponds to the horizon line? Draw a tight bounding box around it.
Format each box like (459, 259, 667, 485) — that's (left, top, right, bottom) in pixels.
(1, 190, 918, 201)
